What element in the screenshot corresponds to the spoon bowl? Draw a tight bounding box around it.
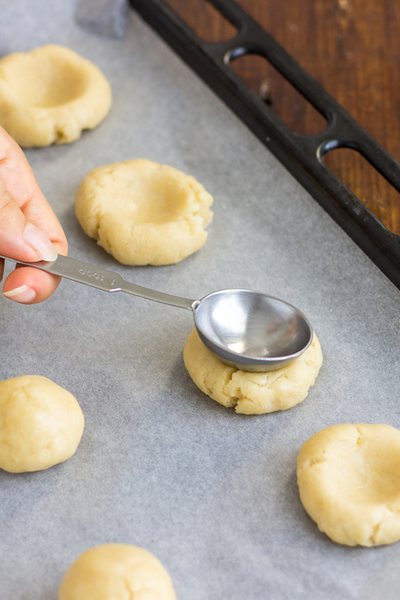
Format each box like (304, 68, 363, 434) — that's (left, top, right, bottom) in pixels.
(193, 289, 312, 371)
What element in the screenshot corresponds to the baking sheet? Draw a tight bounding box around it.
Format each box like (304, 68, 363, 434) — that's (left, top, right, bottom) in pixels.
(1, 1, 400, 598)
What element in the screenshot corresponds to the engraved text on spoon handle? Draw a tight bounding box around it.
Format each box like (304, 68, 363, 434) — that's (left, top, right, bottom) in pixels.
(0, 254, 195, 310)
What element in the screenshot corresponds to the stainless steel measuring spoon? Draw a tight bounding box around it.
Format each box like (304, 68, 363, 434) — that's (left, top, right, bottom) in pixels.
(1, 254, 313, 372)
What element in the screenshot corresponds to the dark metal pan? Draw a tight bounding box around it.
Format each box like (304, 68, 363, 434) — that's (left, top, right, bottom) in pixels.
(129, 0, 400, 289)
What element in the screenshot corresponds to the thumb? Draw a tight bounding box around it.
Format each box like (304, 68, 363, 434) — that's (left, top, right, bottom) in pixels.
(0, 178, 57, 263)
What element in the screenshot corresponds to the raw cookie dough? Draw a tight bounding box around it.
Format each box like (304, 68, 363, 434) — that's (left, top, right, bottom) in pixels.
(0, 375, 84, 473)
(0, 44, 112, 146)
(58, 544, 177, 600)
(75, 159, 213, 265)
(183, 328, 322, 414)
(297, 423, 400, 546)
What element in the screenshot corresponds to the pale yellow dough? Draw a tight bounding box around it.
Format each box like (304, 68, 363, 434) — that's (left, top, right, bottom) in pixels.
(297, 423, 400, 546)
(0, 375, 84, 473)
(0, 44, 112, 146)
(58, 544, 177, 600)
(75, 159, 213, 265)
(183, 328, 322, 415)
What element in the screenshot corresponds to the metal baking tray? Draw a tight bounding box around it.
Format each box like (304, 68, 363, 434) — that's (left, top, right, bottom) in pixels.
(2, 2, 400, 599)
(130, 0, 400, 289)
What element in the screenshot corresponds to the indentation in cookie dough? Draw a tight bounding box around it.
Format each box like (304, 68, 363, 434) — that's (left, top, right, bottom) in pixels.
(0, 44, 112, 146)
(183, 328, 322, 414)
(58, 544, 177, 600)
(75, 159, 213, 265)
(0, 375, 84, 473)
(297, 423, 400, 546)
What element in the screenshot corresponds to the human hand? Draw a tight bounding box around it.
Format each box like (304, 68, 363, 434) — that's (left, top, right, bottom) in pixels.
(0, 126, 68, 303)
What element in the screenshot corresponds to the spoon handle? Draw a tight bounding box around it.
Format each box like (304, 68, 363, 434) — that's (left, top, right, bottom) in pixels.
(0, 254, 195, 311)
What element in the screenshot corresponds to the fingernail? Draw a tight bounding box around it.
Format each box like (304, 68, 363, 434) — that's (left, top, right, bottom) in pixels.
(22, 222, 58, 262)
(4, 284, 36, 303)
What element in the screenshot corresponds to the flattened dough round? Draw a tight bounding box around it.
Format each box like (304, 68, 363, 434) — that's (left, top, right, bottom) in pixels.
(58, 544, 177, 600)
(0, 375, 84, 473)
(183, 328, 322, 414)
(297, 424, 400, 546)
(75, 159, 213, 265)
(0, 44, 112, 146)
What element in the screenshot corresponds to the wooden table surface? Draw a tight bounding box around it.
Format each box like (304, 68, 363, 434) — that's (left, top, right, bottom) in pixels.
(165, 0, 400, 235)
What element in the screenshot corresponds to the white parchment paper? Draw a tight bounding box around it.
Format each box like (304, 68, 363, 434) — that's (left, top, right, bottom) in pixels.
(1, 1, 400, 599)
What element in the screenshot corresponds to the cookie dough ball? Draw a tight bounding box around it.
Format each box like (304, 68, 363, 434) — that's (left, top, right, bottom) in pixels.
(0, 375, 84, 473)
(75, 159, 213, 265)
(183, 328, 322, 414)
(0, 44, 112, 146)
(58, 544, 177, 600)
(297, 424, 400, 546)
